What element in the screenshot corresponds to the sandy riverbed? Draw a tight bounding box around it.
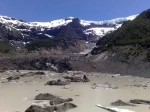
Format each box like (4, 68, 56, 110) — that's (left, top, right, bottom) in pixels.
(0, 70, 150, 112)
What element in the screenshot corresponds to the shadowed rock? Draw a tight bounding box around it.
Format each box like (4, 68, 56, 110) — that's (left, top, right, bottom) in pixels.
(25, 103, 77, 112)
(130, 99, 150, 105)
(50, 98, 73, 105)
(111, 100, 135, 106)
(83, 75, 90, 82)
(63, 76, 83, 82)
(63, 75, 90, 82)
(46, 103, 77, 112)
(33, 71, 45, 75)
(25, 105, 48, 112)
(35, 93, 57, 100)
(6, 76, 20, 82)
(45, 79, 70, 86)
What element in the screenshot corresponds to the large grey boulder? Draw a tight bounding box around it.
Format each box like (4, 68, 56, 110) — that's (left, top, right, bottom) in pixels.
(45, 79, 70, 86)
(50, 98, 73, 105)
(111, 100, 135, 106)
(34, 93, 57, 100)
(25, 103, 77, 112)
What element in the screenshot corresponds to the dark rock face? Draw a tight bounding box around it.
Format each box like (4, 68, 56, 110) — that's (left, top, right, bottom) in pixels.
(45, 79, 70, 86)
(0, 23, 23, 41)
(34, 93, 57, 100)
(50, 98, 73, 105)
(111, 100, 135, 106)
(56, 62, 72, 72)
(130, 99, 150, 105)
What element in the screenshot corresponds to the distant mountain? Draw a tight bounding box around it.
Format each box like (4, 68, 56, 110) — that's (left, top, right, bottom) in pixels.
(0, 15, 137, 39)
(0, 14, 137, 53)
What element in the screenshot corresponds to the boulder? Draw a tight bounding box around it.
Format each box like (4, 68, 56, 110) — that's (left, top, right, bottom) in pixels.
(34, 93, 57, 100)
(63, 75, 90, 82)
(53, 103, 77, 111)
(25, 103, 77, 112)
(83, 75, 90, 82)
(111, 100, 135, 106)
(25, 105, 48, 112)
(6, 76, 20, 81)
(130, 99, 150, 105)
(50, 98, 73, 105)
(45, 79, 70, 86)
(63, 76, 83, 82)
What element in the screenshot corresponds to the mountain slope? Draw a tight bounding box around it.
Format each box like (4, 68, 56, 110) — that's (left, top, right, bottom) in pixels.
(0, 15, 137, 40)
(0, 15, 137, 53)
(93, 9, 150, 55)
(75, 8, 150, 77)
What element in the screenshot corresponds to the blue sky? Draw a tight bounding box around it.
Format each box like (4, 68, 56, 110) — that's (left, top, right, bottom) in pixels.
(0, 0, 150, 22)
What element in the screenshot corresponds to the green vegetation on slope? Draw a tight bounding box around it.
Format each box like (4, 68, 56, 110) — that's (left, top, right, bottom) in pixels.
(96, 9, 150, 48)
(26, 39, 55, 51)
(0, 41, 14, 53)
(92, 9, 150, 61)
(26, 31, 79, 51)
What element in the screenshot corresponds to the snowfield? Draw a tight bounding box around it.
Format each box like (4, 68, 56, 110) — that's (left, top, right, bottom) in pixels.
(0, 15, 138, 38)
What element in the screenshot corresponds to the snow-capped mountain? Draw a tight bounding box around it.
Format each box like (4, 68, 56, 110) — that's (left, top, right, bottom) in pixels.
(0, 14, 138, 41)
(82, 15, 137, 37)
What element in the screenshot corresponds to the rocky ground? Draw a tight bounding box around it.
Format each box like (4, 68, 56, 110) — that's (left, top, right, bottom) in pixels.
(1, 51, 150, 78)
(0, 70, 150, 112)
(0, 53, 84, 71)
(70, 52, 150, 78)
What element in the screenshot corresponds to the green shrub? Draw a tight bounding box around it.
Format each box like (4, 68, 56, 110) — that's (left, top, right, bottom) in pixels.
(0, 41, 13, 53)
(26, 39, 55, 51)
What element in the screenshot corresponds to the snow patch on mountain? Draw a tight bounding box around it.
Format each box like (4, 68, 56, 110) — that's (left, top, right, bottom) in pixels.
(0, 16, 74, 30)
(0, 15, 138, 38)
(80, 15, 138, 26)
(82, 15, 138, 38)
(44, 34, 53, 38)
(30, 18, 73, 28)
(84, 27, 115, 37)
(0, 16, 28, 26)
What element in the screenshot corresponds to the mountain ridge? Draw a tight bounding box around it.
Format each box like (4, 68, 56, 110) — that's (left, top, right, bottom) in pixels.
(0, 14, 137, 39)
(72, 8, 150, 77)
(0, 14, 137, 54)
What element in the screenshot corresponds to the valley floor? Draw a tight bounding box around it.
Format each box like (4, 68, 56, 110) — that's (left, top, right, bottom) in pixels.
(0, 70, 150, 112)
